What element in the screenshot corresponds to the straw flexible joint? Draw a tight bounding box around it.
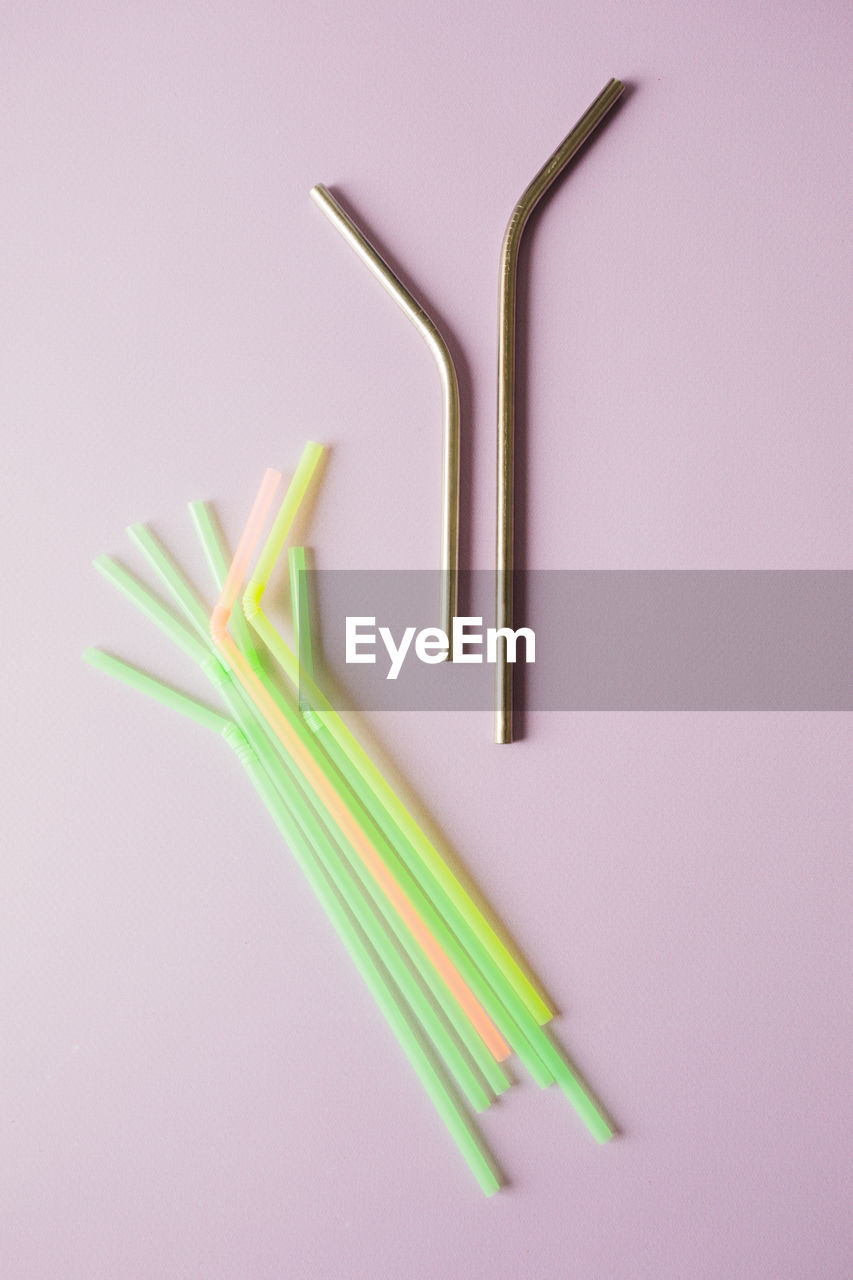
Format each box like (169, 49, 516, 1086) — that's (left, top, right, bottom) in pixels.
(243, 579, 264, 622)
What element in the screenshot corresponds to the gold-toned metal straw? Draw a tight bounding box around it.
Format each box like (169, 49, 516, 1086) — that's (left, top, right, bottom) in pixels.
(495, 78, 625, 743)
(311, 184, 460, 642)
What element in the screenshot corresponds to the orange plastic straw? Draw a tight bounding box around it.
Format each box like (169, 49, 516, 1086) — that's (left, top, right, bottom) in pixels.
(210, 470, 510, 1062)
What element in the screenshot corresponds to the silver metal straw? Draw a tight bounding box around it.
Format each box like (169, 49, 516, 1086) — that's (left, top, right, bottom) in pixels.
(495, 78, 625, 743)
(311, 184, 460, 642)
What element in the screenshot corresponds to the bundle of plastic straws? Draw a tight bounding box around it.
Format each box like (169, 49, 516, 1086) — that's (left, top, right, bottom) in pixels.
(85, 442, 613, 1194)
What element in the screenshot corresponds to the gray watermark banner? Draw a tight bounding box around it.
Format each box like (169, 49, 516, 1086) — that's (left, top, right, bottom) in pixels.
(292, 570, 853, 711)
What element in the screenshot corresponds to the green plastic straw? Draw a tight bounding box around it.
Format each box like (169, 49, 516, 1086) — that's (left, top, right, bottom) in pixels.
(284, 567, 559, 1088)
(237, 738, 502, 1193)
(113, 535, 503, 1109)
(188, 504, 262, 670)
(238, 455, 557, 1086)
(100, 541, 546, 1091)
(283, 570, 556, 1084)
(190, 488, 512, 1069)
(241, 459, 556, 1082)
(124, 516, 509, 1098)
(246, 451, 614, 1136)
(83, 646, 500, 1192)
(289, 545, 315, 718)
(222, 476, 537, 1084)
(243, 448, 552, 1030)
(186, 502, 509, 1101)
(92, 461, 612, 1162)
(83, 648, 232, 735)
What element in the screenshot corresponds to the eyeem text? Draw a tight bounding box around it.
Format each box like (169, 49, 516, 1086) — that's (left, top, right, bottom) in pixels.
(345, 616, 536, 680)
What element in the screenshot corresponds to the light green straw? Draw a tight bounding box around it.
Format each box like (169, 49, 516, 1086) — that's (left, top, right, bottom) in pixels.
(190, 503, 263, 670)
(118, 524, 507, 1108)
(243, 444, 552, 1029)
(93, 457, 612, 1162)
(247, 449, 613, 1137)
(83, 646, 501, 1193)
(240, 452, 556, 1083)
(181, 506, 509, 1105)
(286, 553, 618, 1136)
(282, 565, 558, 1088)
(290, 605, 614, 1138)
(229, 461, 555, 1087)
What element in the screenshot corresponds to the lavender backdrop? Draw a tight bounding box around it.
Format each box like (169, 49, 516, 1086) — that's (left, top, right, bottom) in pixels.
(2, 2, 851, 1277)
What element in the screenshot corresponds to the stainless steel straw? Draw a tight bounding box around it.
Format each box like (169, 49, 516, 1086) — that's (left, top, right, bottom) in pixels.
(311, 184, 460, 640)
(495, 78, 625, 743)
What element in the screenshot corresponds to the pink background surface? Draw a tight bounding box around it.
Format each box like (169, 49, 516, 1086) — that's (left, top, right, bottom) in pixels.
(2, 3, 852, 1276)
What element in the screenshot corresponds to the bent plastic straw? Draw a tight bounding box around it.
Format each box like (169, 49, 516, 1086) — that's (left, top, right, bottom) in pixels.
(126, 512, 507, 1098)
(495, 78, 625, 744)
(87, 643, 493, 1115)
(245, 447, 552, 1029)
(251, 461, 616, 1134)
(120, 483, 609, 1134)
(82, 647, 501, 1191)
(242, 452, 559, 1089)
(311, 184, 459, 641)
(280, 542, 618, 1129)
(191, 503, 263, 670)
(208, 472, 511, 1063)
(184, 509, 508, 1106)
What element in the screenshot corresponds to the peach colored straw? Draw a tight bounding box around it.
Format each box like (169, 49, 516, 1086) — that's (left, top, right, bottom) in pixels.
(210, 469, 510, 1062)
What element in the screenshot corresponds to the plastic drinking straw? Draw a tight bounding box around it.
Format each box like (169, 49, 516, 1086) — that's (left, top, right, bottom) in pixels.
(126, 515, 508, 1099)
(87, 644, 493, 1117)
(284, 567, 555, 1086)
(495, 78, 625, 744)
(184, 510, 509, 1106)
(249, 460, 616, 1134)
(245, 447, 553, 1029)
(190, 503, 263, 670)
(311, 184, 459, 641)
(289, 545, 315, 717)
(118, 487, 610, 1134)
(281, 562, 619, 1138)
(242, 453, 560, 1089)
(83, 647, 232, 734)
(93, 497, 611, 1141)
(236, 741, 502, 1194)
(83, 648, 501, 1192)
(91, 555, 500, 1114)
(208, 472, 511, 1063)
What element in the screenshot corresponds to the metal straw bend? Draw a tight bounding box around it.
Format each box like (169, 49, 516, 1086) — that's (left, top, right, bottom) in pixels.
(311, 184, 460, 641)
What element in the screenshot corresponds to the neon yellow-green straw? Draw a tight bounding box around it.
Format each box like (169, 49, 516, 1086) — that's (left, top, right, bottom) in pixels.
(83, 646, 501, 1192)
(246, 450, 615, 1138)
(92, 455, 613, 1160)
(208, 476, 514, 1066)
(243, 445, 552, 1028)
(289, 545, 315, 717)
(236, 461, 555, 1086)
(240, 453, 558, 1086)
